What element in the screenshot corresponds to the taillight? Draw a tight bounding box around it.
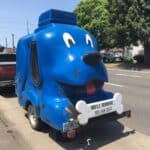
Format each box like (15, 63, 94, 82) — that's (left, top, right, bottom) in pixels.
(0, 65, 16, 78)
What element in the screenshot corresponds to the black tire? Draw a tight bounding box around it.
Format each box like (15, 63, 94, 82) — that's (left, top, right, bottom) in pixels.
(104, 58, 108, 63)
(49, 127, 70, 142)
(49, 128, 63, 141)
(27, 104, 42, 130)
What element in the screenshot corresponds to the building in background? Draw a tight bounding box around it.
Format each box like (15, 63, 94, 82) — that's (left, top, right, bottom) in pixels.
(0, 47, 16, 54)
(124, 41, 144, 58)
(4, 48, 16, 53)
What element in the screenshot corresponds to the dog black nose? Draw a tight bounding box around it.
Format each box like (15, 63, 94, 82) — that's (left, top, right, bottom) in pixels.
(83, 52, 101, 66)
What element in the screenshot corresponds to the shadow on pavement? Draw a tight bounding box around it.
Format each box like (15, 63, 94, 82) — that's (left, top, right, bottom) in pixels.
(24, 107, 134, 149)
(0, 86, 17, 98)
(57, 120, 134, 150)
(24, 114, 134, 149)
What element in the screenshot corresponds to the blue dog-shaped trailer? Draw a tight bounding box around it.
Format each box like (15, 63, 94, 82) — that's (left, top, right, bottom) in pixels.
(16, 9, 131, 139)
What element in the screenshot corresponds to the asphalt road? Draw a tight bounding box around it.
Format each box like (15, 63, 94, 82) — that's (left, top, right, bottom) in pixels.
(105, 68, 150, 136)
(0, 68, 150, 150)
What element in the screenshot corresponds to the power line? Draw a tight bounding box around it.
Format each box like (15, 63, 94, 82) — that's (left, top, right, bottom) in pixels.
(0, 20, 36, 26)
(26, 20, 30, 35)
(12, 33, 15, 49)
(5, 38, 7, 48)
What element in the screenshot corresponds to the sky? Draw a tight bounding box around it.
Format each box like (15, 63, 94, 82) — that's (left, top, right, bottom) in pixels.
(0, 0, 81, 47)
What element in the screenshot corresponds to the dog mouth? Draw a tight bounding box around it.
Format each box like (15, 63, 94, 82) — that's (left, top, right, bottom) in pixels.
(58, 79, 104, 97)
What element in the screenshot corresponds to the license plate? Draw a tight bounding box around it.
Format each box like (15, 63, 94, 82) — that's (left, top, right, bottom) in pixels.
(90, 101, 113, 116)
(102, 101, 113, 107)
(63, 120, 79, 132)
(91, 101, 113, 110)
(94, 106, 113, 116)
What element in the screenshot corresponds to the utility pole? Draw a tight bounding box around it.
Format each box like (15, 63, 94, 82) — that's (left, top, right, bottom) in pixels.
(12, 33, 15, 49)
(26, 20, 30, 35)
(5, 38, 8, 48)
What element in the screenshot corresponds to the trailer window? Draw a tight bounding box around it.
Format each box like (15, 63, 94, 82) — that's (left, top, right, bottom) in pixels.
(30, 41, 40, 86)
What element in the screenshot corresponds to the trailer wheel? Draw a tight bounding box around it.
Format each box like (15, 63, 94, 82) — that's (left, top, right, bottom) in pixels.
(49, 128, 62, 141)
(27, 104, 42, 130)
(49, 128, 70, 141)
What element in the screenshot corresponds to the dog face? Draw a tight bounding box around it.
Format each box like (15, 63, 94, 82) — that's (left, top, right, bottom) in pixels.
(37, 24, 108, 89)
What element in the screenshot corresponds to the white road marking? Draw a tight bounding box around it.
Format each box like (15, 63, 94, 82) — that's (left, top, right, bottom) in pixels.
(105, 82, 124, 87)
(107, 68, 150, 74)
(115, 73, 142, 78)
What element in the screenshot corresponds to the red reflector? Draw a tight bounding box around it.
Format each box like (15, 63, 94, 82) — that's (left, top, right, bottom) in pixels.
(128, 111, 131, 118)
(125, 110, 131, 118)
(67, 130, 76, 139)
(0, 66, 16, 78)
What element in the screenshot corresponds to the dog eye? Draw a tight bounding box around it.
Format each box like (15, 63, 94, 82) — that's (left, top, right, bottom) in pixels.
(63, 33, 76, 48)
(86, 34, 94, 48)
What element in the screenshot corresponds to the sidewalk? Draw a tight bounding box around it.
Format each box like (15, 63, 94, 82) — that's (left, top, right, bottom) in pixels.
(0, 112, 29, 150)
(105, 63, 150, 71)
(0, 95, 150, 150)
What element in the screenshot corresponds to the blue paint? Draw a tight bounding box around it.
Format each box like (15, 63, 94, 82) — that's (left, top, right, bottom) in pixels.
(16, 9, 113, 132)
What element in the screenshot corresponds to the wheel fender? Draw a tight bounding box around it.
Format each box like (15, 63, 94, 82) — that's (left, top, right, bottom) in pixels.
(41, 97, 73, 131)
(22, 90, 40, 116)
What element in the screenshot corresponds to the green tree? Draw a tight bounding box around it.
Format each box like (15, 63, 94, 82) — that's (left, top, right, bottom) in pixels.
(109, 0, 150, 64)
(74, 0, 111, 49)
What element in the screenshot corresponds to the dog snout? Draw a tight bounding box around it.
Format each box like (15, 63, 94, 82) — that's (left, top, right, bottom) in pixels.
(83, 52, 101, 66)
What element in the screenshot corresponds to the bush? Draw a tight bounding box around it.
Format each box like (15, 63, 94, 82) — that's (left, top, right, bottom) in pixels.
(133, 55, 144, 64)
(124, 56, 133, 64)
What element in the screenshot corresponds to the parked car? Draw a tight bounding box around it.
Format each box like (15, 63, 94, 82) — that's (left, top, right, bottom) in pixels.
(133, 55, 144, 64)
(103, 52, 123, 63)
(0, 53, 16, 88)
